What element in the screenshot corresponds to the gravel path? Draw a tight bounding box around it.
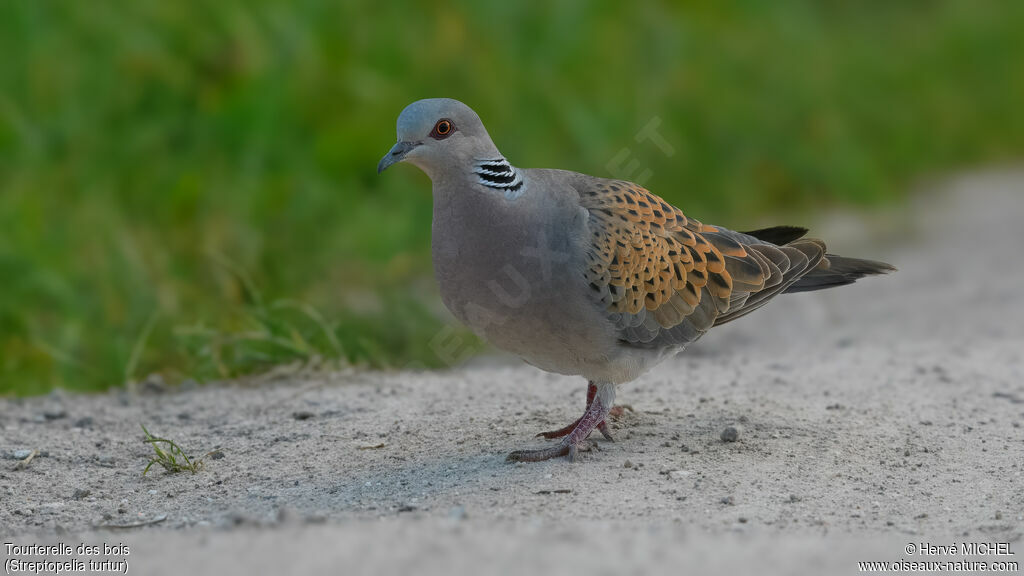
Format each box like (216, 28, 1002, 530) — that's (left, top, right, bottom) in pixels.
(2, 171, 1022, 574)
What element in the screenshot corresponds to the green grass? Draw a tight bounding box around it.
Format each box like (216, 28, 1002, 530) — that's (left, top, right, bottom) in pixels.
(1, 1, 1022, 395)
(141, 424, 211, 476)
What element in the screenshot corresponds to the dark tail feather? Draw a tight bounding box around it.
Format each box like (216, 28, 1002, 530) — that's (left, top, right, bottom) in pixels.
(742, 225, 809, 245)
(784, 255, 896, 294)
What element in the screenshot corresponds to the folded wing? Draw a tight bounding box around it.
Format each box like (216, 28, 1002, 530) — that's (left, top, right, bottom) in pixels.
(577, 180, 827, 349)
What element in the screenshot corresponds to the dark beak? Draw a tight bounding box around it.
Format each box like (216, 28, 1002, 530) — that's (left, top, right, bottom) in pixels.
(377, 141, 418, 174)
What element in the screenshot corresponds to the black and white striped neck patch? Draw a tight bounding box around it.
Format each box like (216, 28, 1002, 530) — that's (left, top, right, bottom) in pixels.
(473, 158, 523, 193)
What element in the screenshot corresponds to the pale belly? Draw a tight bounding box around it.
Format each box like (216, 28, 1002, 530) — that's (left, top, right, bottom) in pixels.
(437, 270, 674, 384)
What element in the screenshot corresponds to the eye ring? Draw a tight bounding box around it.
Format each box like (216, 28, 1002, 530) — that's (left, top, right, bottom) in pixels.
(430, 119, 455, 139)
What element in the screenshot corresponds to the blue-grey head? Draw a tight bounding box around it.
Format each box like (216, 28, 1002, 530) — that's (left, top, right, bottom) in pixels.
(377, 98, 501, 179)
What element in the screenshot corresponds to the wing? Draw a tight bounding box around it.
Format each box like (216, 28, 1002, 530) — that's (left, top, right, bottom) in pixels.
(577, 179, 826, 349)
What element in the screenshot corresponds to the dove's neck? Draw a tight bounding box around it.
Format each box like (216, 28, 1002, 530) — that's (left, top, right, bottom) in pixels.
(471, 157, 525, 200)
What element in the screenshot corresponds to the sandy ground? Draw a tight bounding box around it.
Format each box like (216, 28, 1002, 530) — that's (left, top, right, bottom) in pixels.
(2, 171, 1023, 575)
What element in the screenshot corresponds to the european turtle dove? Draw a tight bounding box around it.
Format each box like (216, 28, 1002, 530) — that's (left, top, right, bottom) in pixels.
(378, 98, 894, 462)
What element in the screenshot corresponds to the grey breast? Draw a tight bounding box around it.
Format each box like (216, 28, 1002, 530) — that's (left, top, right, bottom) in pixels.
(429, 169, 620, 374)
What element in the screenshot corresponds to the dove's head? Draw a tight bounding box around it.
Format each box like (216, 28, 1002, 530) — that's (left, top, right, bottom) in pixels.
(377, 98, 500, 178)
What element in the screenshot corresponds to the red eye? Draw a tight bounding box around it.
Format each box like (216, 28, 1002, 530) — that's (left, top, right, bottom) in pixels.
(430, 119, 454, 139)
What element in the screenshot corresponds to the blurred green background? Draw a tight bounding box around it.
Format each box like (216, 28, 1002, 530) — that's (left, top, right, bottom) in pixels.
(1, 1, 1022, 395)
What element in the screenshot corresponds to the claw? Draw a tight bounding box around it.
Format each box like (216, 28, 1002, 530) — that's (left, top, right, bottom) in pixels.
(536, 419, 580, 439)
(507, 443, 570, 463)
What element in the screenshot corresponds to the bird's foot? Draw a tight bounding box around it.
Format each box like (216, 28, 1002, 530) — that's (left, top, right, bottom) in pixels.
(535, 382, 631, 441)
(506, 440, 596, 463)
(536, 417, 616, 442)
(509, 385, 613, 463)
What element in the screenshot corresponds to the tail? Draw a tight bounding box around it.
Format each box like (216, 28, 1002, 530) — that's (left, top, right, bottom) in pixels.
(783, 255, 895, 293)
(742, 225, 895, 294)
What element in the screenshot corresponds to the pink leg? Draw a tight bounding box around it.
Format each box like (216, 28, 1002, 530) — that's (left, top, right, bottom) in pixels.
(536, 382, 619, 441)
(509, 382, 615, 462)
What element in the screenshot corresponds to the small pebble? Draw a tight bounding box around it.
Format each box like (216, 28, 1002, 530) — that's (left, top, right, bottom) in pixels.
(623, 460, 633, 468)
(12, 449, 33, 460)
(720, 426, 740, 442)
(720, 496, 735, 506)
(72, 489, 91, 500)
(292, 411, 315, 421)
